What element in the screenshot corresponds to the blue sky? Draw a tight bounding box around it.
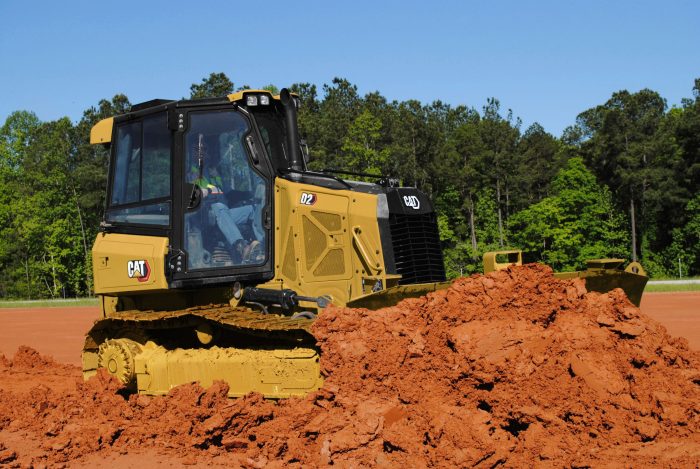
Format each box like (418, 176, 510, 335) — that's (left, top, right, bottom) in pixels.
(1, 0, 698, 136)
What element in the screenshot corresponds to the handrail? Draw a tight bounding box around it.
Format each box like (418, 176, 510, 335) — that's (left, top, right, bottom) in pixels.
(352, 226, 382, 274)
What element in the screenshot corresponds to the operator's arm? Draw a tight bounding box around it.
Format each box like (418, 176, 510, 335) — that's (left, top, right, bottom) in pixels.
(226, 190, 254, 206)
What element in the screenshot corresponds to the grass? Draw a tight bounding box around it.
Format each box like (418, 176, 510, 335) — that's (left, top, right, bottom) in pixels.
(0, 298, 99, 308)
(644, 283, 700, 293)
(648, 275, 700, 281)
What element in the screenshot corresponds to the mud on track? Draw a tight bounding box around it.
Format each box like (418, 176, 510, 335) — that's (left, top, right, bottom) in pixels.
(0, 266, 699, 467)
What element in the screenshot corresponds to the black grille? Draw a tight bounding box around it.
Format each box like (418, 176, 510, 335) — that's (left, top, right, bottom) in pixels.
(388, 212, 446, 284)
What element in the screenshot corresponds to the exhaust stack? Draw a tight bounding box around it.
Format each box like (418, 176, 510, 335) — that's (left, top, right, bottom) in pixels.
(280, 88, 304, 172)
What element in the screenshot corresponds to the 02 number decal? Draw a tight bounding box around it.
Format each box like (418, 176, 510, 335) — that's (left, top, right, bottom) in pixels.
(300, 192, 317, 205)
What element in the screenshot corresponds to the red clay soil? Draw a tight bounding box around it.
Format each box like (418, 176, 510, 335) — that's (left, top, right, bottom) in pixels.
(0, 306, 99, 364)
(0, 264, 699, 467)
(642, 292, 700, 350)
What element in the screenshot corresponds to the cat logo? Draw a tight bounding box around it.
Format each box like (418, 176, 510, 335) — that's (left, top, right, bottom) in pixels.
(300, 192, 317, 205)
(127, 260, 151, 282)
(403, 195, 421, 210)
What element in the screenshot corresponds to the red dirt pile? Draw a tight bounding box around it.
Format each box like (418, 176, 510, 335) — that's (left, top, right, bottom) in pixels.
(0, 264, 698, 467)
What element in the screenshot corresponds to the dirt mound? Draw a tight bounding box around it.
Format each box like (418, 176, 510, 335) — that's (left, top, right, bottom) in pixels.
(1, 344, 81, 396)
(10, 345, 64, 369)
(307, 264, 700, 466)
(0, 264, 699, 467)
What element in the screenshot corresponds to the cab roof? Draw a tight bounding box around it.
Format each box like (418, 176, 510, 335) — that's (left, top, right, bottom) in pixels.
(90, 89, 285, 145)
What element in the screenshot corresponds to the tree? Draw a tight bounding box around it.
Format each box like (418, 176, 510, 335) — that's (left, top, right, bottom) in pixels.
(189, 72, 234, 99)
(478, 98, 521, 247)
(660, 194, 700, 277)
(385, 100, 427, 187)
(341, 109, 388, 175)
(0, 115, 88, 298)
(513, 122, 565, 210)
(441, 186, 504, 277)
(682, 195, 700, 274)
(0, 111, 41, 297)
(261, 84, 279, 95)
(576, 89, 680, 264)
(509, 158, 629, 271)
(290, 82, 321, 166)
(674, 79, 700, 196)
(22, 118, 86, 297)
(440, 113, 485, 255)
(314, 78, 361, 170)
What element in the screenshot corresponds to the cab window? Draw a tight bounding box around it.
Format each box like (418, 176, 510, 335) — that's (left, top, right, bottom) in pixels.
(251, 109, 289, 171)
(107, 113, 171, 226)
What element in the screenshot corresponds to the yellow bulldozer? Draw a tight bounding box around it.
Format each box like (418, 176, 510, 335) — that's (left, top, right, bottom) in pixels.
(84, 89, 647, 398)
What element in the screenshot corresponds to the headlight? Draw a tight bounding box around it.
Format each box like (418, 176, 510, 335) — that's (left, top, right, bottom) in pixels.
(246, 95, 258, 106)
(259, 95, 270, 105)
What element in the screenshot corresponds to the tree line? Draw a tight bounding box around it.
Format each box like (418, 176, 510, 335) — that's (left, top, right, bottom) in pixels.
(1, 72, 698, 298)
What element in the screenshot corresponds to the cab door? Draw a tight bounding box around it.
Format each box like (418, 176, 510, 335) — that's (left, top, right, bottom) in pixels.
(171, 108, 273, 287)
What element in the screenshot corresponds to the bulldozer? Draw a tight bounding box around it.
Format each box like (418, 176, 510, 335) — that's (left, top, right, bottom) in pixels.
(84, 89, 449, 398)
(84, 88, 648, 398)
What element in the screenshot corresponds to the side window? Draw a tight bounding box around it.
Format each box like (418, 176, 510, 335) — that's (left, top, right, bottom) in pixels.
(142, 115, 171, 200)
(111, 121, 141, 205)
(107, 113, 171, 226)
(253, 110, 289, 171)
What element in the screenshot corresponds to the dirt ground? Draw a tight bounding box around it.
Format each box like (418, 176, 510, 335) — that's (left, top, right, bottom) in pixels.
(641, 292, 700, 350)
(0, 306, 98, 365)
(0, 276, 698, 467)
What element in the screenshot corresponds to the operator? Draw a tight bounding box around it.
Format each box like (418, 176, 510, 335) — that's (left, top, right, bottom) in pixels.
(192, 164, 263, 262)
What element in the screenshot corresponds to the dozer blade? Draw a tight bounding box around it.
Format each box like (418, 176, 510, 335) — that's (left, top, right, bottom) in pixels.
(346, 281, 452, 310)
(348, 254, 648, 311)
(552, 259, 648, 306)
(484, 251, 649, 307)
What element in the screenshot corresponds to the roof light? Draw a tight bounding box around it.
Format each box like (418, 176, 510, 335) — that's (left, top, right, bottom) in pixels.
(246, 95, 258, 106)
(259, 95, 270, 105)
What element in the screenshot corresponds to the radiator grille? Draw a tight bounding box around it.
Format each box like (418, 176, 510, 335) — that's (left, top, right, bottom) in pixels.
(388, 212, 446, 285)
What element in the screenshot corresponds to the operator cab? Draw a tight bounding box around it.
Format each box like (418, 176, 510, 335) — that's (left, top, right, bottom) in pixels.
(97, 90, 301, 288)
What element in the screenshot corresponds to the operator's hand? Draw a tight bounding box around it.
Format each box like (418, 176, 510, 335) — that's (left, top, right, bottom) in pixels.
(202, 185, 224, 197)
